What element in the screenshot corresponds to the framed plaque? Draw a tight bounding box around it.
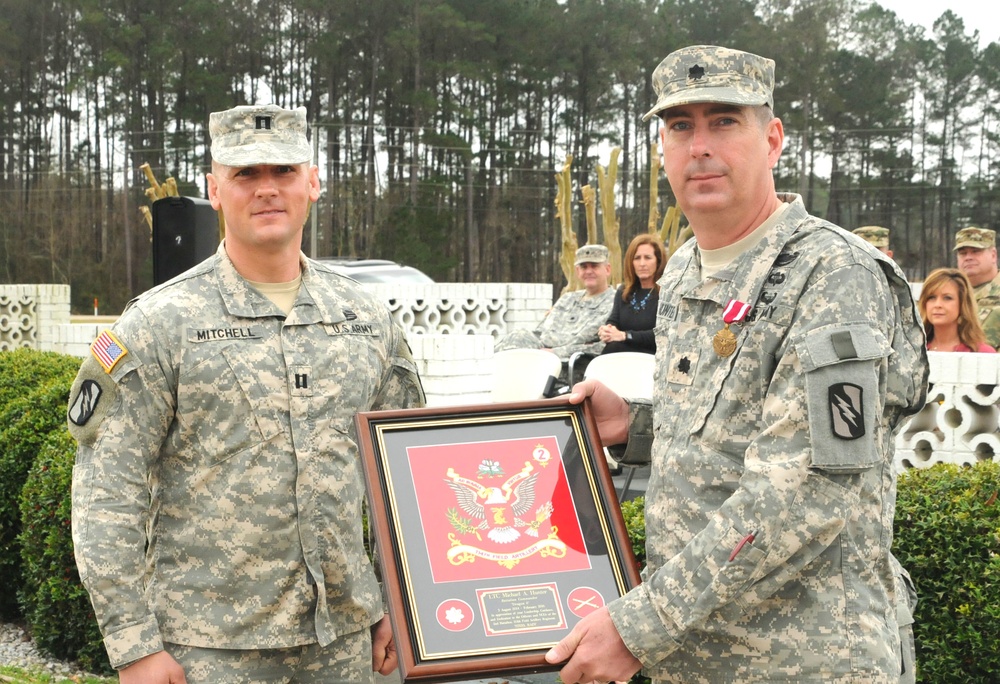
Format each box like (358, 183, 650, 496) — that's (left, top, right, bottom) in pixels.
(356, 397, 640, 683)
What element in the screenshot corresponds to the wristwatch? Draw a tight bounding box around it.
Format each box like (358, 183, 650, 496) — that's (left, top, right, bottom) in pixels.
(625, 332, 633, 342)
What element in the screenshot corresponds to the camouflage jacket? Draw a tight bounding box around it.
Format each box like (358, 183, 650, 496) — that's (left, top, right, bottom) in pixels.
(608, 195, 927, 683)
(495, 287, 615, 360)
(973, 272, 1000, 349)
(68, 244, 424, 669)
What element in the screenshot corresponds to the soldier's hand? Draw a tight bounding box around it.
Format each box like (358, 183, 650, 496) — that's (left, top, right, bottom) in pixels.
(371, 614, 398, 675)
(544, 606, 640, 683)
(118, 650, 187, 684)
(568, 379, 629, 446)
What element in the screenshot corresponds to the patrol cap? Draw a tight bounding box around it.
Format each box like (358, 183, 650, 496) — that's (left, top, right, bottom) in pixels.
(575, 244, 610, 265)
(210, 104, 312, 167)
(643, 45, 775, 121)
(853, 226, 890, 249)
(953, 226, 996, 251)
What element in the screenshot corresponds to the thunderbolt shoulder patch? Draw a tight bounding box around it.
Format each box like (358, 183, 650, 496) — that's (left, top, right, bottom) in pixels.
(91, 330, 128, 374)
(829, 382, 865, 440)
(68, 379, 102, 426)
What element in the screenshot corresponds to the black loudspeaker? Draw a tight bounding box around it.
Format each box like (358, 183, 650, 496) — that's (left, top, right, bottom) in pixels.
(151, 196, 220, 286)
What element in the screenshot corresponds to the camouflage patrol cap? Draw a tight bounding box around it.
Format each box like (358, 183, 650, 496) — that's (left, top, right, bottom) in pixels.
(953, 226, 996, 251)
(853, 226, 890, 249)
(642, 45, 775, 121)
(575, 244, 610, 265)
(209, 104, 312, 167)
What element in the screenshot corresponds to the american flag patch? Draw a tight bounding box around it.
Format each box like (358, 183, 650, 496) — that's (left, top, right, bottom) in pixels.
(91, 330, 128, 373)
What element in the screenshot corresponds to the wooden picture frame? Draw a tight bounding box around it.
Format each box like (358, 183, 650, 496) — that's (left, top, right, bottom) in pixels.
(355, 397, 641, 683)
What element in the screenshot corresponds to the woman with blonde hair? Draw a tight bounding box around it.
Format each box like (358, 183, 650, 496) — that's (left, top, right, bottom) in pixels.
(919, 268, 996, 352)
(598, 233, 666, 354)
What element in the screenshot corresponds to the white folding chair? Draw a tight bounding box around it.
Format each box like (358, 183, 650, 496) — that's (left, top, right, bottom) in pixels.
(583, 352, 655, 399)
(584, 352, 656, 500)
(490, 349, 563, 402)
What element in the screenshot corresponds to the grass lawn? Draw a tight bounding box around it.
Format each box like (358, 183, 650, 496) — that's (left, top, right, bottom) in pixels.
(0, 666, 115, 683)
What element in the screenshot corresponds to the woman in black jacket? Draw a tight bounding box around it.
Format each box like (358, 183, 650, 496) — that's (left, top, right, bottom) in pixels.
(598, 233, 665, 354)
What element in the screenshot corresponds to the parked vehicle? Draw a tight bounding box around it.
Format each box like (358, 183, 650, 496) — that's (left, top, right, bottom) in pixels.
(318, 257, 433, 284)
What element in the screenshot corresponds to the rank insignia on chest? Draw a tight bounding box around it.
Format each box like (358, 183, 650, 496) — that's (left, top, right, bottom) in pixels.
(713, 299, 750, 357)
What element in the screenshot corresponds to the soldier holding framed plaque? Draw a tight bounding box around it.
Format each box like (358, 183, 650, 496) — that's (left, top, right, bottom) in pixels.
(545, 45, 927, 684)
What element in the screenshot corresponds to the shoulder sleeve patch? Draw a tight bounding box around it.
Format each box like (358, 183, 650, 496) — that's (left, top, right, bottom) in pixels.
(90, 330, 129, 374)
(68, 379, 102, 426)
(66, 356, 121, 448)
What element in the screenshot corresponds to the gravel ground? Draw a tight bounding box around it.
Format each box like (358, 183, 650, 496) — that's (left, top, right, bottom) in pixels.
(0, 621, 105, 680)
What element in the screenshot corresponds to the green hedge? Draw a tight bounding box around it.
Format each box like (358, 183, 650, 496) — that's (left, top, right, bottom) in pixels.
(0, 350, 81, 619)
(894, 461, 1000, 684)
(18, 428, 110, 673)
(0, 348, 81, 411)
(620, 496, 646, 568)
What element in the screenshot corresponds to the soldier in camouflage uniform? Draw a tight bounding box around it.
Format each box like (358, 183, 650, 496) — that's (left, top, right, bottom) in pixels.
(547, 46, 927, 684)
(494, 243, 616, 361)
(954, 226, 1000, 349)
(67, 104, 424, 683)
(853, 226, 893, 259)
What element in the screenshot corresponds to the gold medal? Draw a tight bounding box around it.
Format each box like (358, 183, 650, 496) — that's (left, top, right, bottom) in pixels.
(713, 324, 737, 357)
(715, 299, 750, 357)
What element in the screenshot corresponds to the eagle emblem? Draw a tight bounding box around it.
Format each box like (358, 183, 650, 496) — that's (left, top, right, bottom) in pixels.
(446, 461, 543, 544)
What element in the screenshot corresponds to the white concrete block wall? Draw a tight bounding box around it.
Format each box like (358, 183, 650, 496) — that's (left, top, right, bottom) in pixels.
(408, 333, 494, 406)
(0, 284, 60, 351)
(50, 322, 113, 358)
(35, 285, 73, 353)
(502, 283, 553, 332)
(367, 282, 548, 337)
(896, 351, 1000, 470)
(0, 284, 73, 351)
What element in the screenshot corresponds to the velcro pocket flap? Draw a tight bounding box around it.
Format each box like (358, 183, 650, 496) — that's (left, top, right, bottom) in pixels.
(797, 324, 891, 472)
(797, 323, 889, 372)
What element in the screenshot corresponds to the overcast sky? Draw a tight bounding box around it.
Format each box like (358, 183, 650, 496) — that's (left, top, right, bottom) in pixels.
(872, 0, 996, 47)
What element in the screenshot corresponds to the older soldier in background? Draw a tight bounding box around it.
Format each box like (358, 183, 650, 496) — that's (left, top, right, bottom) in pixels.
(494, 243, 616, 361)
(67, 104, 424, 684)
(854, 225, 894, 259)
(954, 226, 1000, 348)
(547, 45, 927, 683)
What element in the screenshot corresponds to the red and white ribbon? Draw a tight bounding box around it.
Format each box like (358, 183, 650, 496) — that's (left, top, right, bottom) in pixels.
(723, 299, 751, 324)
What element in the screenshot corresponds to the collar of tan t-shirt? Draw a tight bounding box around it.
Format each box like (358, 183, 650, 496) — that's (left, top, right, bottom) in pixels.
(247, 274, 303, 315)
(699, 201, 791, 279)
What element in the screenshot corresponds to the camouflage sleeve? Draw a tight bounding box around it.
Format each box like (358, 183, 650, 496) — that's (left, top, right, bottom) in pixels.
(371, 319, 425, 411)
(493, 328, 543, 353)
(534, 294, 599, 358)
(549, 337, 605, 359)
(979, 307, 1000, 350)
(610, 259, 922, 665)
(68, 311, 175, 669)
(607, 399, 653, 465)
(365, 319, 423, 613)
(547, 293, 614, 358)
